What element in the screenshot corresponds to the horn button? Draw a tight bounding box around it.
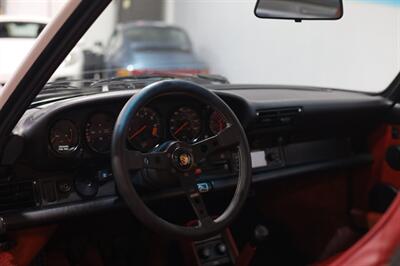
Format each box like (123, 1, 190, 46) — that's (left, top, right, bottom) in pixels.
(171, 146, 195, 171)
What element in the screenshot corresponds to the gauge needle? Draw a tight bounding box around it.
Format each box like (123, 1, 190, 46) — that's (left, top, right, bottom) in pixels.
(174, 121, 189, 135)
(130, 125, 147, 140)
(152, 126, 158, 137)
(67, 128, 73, 143)
(218, 120, 223, 131)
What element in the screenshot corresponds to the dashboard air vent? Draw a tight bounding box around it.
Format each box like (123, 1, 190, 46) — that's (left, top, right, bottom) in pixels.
(256, 107, 302, 127)
(0, 181, 35, 212)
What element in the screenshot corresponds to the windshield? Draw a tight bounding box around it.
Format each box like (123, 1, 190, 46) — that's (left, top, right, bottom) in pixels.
(0, 22, 45, 38)
(2, 0, 399, 94)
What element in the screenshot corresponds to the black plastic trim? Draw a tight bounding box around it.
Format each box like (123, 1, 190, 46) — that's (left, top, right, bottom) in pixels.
(0, 153, 372, 231)
(3, 196, 122, 230)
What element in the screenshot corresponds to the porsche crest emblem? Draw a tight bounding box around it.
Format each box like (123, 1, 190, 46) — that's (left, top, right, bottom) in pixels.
(172, 148, 194, 171)
(179, 153, 192, 167)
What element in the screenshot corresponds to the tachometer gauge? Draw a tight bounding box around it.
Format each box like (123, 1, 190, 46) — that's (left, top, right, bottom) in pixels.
(49, 120, 79, 155)
(85, 113, 115, 154)
(128, 107, 161, 151)
(209, 111, 227, 135)
(169, 106, 202, 142)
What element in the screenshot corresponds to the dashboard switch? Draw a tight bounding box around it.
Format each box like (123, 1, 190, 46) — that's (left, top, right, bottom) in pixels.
(198, 247, 212, 259)
(97, 169, 113, 183)
(57, 181, 72, 193)
(215, 243, 227, 255)
(194, 168, 202, 176)
(74, 178, 98, 199)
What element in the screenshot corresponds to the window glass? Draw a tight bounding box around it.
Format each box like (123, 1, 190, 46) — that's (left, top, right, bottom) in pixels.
(2, 0, 400, 93)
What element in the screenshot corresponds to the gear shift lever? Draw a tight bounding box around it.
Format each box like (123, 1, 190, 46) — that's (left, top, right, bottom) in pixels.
(235, 225, 269, 266)
(251, 225, 269, 246)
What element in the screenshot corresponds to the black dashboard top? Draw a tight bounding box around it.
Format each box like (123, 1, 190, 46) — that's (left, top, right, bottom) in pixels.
(19, 84, 391, 127)
(8, 84, 388, 170)
(209, 84, 389, 108)
(14, 84, 391, 140)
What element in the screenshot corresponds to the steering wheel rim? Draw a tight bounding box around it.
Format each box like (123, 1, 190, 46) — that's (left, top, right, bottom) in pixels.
(112, 80, 251, 240)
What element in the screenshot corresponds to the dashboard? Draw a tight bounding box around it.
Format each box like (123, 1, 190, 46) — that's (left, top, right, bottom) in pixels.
(47, 96, 228, 157)
(0, 85, 391, 231)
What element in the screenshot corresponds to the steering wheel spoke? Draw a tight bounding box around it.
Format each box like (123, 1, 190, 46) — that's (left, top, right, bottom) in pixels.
(126, 149, 171, 171)
(179, 173, 214, 227)
(192, 124, 239, 162)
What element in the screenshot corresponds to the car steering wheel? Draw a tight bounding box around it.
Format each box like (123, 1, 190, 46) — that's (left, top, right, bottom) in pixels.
(112, 80, 251, 240)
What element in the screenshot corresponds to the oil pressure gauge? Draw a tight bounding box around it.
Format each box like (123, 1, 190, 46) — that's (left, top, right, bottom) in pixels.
(49, 120, 79, 155)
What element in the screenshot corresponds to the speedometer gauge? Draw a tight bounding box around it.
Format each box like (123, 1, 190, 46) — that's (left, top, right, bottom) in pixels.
(128, 107, 161, 151)
(49, 120, 79, 155)
(169, 106, 202, 142)
(85, 113, 115, 154)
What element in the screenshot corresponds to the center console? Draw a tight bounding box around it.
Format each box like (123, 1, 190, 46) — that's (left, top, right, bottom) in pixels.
(181, 228, 239, 266)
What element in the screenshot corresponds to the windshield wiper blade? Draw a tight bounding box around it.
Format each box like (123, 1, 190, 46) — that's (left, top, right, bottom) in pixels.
(194, 74, 229, 84)
(43, 79, 98, 90)
(41, 73, 229, 97)
(90, 73, 229, 88)
(43, 83, 80, 91)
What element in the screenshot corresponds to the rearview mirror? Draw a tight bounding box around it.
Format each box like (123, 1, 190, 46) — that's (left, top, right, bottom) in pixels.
(254, 0, 343, 22)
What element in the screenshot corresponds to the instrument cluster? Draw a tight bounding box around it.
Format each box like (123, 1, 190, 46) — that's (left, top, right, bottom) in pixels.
(48, 105, 227, 157)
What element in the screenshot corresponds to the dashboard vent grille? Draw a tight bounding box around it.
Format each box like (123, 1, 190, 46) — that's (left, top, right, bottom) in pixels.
(0, 181, 35, 212)
(256, 107, 302, 127)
